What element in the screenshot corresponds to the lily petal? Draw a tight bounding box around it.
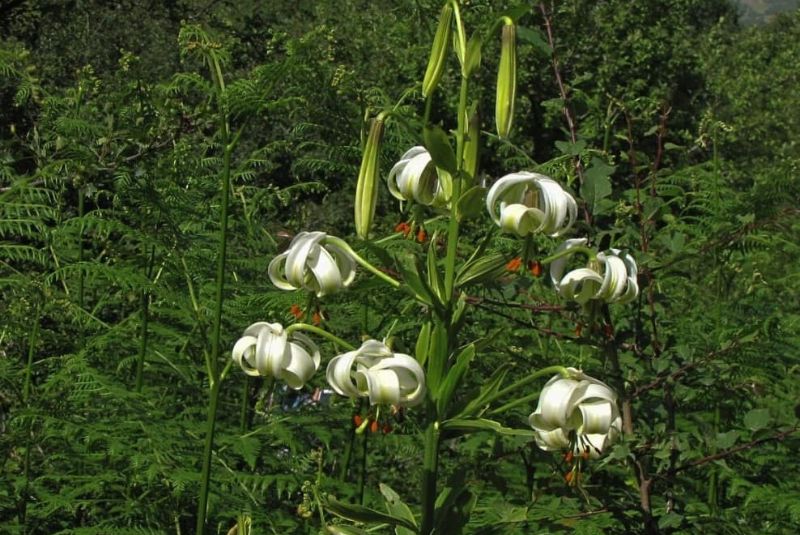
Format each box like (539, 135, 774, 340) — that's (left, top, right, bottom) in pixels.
(268, 232, 357, 297)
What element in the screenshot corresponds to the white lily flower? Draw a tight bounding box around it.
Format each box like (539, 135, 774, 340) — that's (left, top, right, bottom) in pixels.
(231, 322, 320, 389)
(268, 231, 357, 297)
(549, 239, 639, 304)
(486, 172, 577, 237)
(387, 146, 452, 207)
(326, 339, 426, 407)
(529, 368, 621, 458)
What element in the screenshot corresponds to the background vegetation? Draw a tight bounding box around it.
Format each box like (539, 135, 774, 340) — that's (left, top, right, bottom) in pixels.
(1, 1, 799, 533)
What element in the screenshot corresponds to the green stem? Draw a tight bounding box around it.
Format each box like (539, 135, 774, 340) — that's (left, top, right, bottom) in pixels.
(196, 378, 222, 534)
(286, 323, 355, 350)
(442, 75, 470, 302)
(324, 236, 401, 289)
(484, 365, 569, 407)
(359, 428, 369, 505)
(539, 245, 596, 265)
(135, 246, 156, 392)
(19, 302, 42, 530)
(238, 375, 250, 434)
(77, 190, 85, 347)
(196, 53, 233, 535)
(420, 420, 440, 535)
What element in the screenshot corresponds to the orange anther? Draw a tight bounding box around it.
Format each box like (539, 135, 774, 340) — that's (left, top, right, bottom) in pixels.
(529, 260, 543, 277)
(394, 221, 412, 236)
(506, 257, 522, 272)
(370, 420, 379, 433)
(353, 415, 363, 427)
(416, 228, 427, 243)
(289, 304, 303, 319)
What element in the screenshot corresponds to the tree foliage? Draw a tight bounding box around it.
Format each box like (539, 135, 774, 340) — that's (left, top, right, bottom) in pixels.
(1, 2, 798, 534)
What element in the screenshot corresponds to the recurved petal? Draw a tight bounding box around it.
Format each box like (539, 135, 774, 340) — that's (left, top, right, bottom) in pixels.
(486, 172, 534, 225)
(499, 203, 546, 236)
(549, 238, 588, 287)
(534, 427, 571, 451)
(326, 350, 361, 398)
(357, 368, 401, 405)
(575, 399, 616, 435)
(530, 377, 582, 429)
(597, 253, 628, 303)
(256, 324, 289, 378)
(267, 253, 297, 291)
(557, 267, 604, 303)
(373, 354, 426, 407)
(280, 333, 321, 389)
(231, 335, 260, 377)
(537, 178, 576, 236)
(325, 242, 357, 288)
(305, 245, 344, 297)
(284, 232, 325, 288)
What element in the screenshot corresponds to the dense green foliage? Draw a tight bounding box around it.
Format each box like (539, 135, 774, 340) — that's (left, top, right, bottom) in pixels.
(1, 1, 799, 534)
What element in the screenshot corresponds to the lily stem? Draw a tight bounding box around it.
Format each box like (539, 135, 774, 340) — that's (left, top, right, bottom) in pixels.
(286, 323, 355, 350)
(195, 51, 235, 535)
(325, 236, 401, 289)
(485, 365, 569, 407)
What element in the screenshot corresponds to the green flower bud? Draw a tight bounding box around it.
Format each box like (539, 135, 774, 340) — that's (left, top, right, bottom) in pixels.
(495, 20, 517, 139)
(354, 115, 385, 239)
(422, 4, 453, 98)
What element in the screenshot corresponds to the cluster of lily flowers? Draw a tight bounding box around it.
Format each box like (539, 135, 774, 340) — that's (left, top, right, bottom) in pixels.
(232, 146, 638, 460)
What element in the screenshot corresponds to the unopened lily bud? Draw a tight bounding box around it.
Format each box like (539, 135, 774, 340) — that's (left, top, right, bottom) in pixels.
(422, 3, 453, 98)
(354, 115, 385, 239)
(495, 20, 517, 139)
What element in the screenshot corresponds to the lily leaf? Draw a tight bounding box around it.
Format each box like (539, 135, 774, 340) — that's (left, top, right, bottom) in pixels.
(380, 483, 417, 535)
(441, 417, 536, 437)
(455, 185, 486, 222)
(451, 364, 510, 419)
(423, 125, 457, 175)
(426, 236, 446, 302)
(415, 322, 432, 367)
(426, 322, 449, 398)
(437, 344, 476, 416)
(326, 525, 370, 535)
(433, 471, 477, 535)
(324, 498, 418, 533)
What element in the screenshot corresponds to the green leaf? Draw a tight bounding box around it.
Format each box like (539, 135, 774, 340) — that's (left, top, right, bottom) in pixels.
(423, 125, 457, 175)
(582, 156, 614, 215)
(426, 237, 445, 302)
(326, 525, 370, 535)
(324, 498, 417, 532)
(379, 484, 417, 535)
(456, 252, 506, 287)
(744, 408, 770, 431)
(554, 139, 586, 156)
(463, 35, 482, 77)
(453, 365, 510, 419)
(415, 322, 432, 367)
(657, 512, 683, 529)
(516, 26, 551, 54)
(426, 322, 449, 397)
(437, 344, 476, 416)
(715, 430, 740, 449)
(455, 185, 486, 222)
(434, 471, 477, 535)
(441, 418, 535, 437)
